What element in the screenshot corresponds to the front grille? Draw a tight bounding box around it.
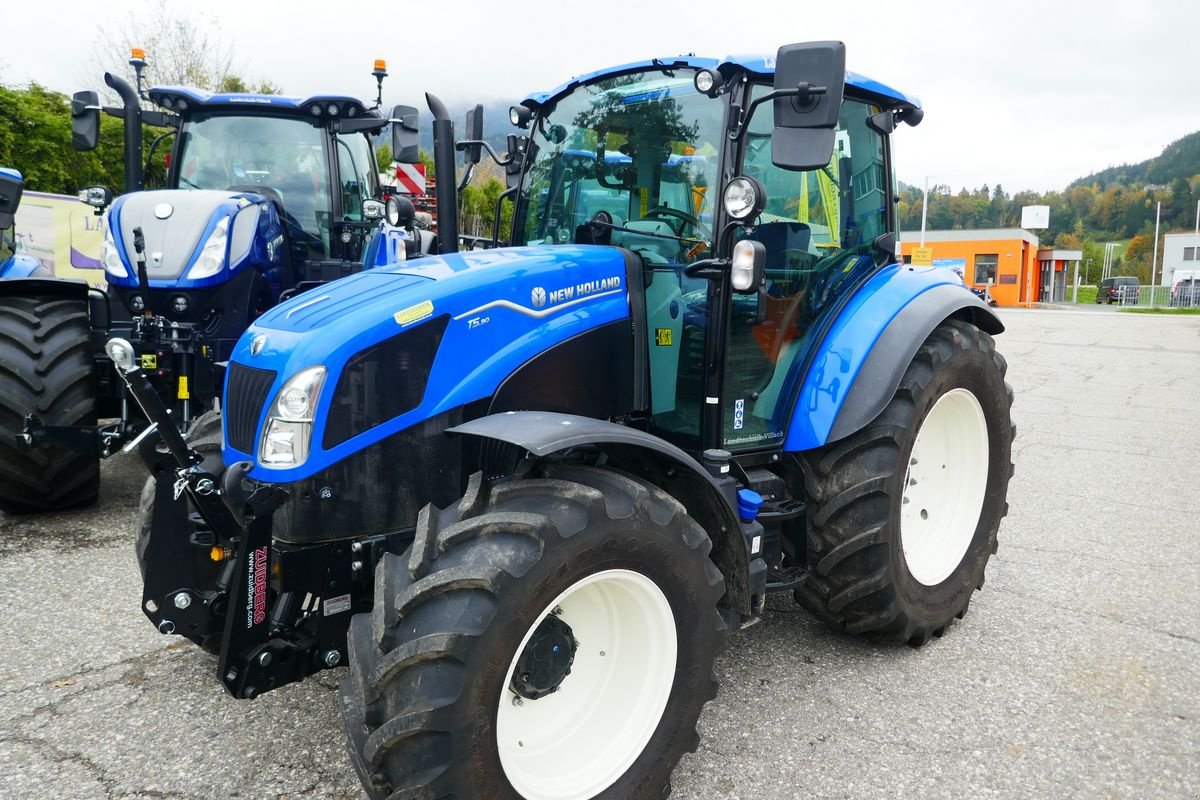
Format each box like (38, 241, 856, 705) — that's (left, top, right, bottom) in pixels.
(225, 363, 277, 453)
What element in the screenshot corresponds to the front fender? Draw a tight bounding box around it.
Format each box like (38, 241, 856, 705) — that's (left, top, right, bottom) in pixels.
(448, 411, 763, 617)
(0, 274, 89, 300)
(0, 254, 52, 280)
(783, 265, 1002, 451)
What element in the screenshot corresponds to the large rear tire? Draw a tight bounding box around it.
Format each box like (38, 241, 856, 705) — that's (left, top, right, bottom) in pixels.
(795, 320, 1014, 645)
(341, 465, 729, 800)
(0, 295, 99, 514)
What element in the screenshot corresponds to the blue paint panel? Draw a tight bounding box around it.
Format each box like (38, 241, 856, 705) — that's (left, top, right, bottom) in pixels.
(523, 55, 919, 109)
(0, 167, 21, 181)
(148, 86, 371, 118)
(782, 265, 964, 452)
(223, 245, 633, 483)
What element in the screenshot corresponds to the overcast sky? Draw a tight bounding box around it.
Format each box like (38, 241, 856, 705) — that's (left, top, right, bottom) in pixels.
(3, 0, 1196, 193)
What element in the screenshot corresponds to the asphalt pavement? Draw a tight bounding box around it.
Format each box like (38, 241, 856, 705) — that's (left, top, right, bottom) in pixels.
(1, 306, 1197, 799)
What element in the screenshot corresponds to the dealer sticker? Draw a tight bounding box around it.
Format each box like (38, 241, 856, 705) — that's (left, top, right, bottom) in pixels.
(393, 300, 434, 327)
(324, 593, 352, 616)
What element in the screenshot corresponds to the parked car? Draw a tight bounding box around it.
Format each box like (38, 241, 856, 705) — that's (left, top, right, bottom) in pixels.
(1097, 276, 1139, 304)
(1170, 278, 1200, 308)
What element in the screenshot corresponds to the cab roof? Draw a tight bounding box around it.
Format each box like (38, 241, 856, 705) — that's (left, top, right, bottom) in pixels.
(146, 86, 380, 120)
(522, 53, 920, 111)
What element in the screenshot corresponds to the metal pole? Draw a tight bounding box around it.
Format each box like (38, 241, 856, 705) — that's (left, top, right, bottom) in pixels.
(1072, 259, 1079, 303)
(1150, 201, 1161, 308)
(1193, 199, 1199, 279)
(920, 176, 929, 248)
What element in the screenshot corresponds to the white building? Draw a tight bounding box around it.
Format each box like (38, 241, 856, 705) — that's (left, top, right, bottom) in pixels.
(1160, 233, 1200, 287)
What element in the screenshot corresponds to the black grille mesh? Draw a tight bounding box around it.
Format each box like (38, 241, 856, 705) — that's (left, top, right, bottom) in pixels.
(225, 363, 276, 453)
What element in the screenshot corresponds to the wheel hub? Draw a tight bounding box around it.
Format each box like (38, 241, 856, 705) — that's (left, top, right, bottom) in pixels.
(511, 613, 577, 700)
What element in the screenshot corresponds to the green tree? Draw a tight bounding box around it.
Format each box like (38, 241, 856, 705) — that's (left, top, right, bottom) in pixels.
(0, 84, 128, 194)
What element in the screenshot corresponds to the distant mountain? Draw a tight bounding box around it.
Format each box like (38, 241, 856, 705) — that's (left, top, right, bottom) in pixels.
(1070, 130, 1200, 189)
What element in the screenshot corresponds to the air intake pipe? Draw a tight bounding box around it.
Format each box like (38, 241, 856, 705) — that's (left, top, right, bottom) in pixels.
(425, 93, 459, 254)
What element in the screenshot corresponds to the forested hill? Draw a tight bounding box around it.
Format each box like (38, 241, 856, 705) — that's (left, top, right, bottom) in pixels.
(1071, 131, 1200, 189)
(897, 128, 1200, 254)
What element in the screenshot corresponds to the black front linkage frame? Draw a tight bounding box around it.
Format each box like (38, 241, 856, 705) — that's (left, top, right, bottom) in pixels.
(105, 337, 374, 699)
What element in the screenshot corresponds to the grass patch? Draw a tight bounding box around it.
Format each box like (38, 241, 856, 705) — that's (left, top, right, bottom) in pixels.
(1069, 286, 1098, 304)
(1119, 307, 1200, 315)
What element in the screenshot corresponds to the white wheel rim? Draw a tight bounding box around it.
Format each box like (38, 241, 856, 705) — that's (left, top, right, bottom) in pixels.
(496, 568, 678, 800)
(900, 388, 990, 586)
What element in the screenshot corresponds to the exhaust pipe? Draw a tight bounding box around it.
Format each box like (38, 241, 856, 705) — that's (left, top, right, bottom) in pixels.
(425, 93, 458, 254)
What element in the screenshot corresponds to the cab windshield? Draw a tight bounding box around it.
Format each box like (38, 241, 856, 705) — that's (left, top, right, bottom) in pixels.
(175, 114, 331, 245)
(519, 70, 725, 265)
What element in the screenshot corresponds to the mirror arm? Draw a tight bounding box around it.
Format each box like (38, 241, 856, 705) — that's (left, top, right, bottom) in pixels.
(455, 139, 513, 167)
(727, 83, 828, 143)
(457, 162, 476, 193)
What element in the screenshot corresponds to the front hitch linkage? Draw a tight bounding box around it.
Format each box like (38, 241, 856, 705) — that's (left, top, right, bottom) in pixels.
(105, 337, 288, 698)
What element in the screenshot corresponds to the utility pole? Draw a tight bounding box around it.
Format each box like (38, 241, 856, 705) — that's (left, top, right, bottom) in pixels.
(1150, 201, 1162, 308)
(920, 176, 929, 248)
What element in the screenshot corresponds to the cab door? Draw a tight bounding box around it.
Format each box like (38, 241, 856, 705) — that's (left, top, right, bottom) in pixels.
(719, 92, 893, 452)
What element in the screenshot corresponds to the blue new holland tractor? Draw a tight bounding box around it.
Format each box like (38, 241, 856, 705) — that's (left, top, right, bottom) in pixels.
(117, 42, 1014, 799)
(0, 53, 428, 514)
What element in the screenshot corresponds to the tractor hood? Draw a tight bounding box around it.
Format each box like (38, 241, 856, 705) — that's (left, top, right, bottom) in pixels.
(224, 245, 636, 482)
(104, 189, 284, 289)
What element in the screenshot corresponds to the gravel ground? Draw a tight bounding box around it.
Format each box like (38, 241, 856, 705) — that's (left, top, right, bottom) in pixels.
(1, 307, 1196, 799)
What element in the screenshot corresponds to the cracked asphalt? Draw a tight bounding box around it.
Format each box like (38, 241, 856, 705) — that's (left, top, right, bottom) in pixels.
(1, 307, 1197, 799)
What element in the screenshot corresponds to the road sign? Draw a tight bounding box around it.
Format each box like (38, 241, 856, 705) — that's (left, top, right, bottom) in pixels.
(394, 163, 426, 195)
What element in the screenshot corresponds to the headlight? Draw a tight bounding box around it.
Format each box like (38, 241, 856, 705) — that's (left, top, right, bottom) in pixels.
(186, 216, 229, 280)
(103, 225, 128, 278)
(722, 176, 766, 221)
(259, 366, 326, 468)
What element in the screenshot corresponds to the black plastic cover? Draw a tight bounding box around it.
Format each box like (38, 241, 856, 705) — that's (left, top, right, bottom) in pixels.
(323, 315, 449, 448)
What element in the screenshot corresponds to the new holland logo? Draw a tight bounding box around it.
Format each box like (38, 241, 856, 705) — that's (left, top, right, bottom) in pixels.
(250, 335, 267, 356)
(531, 287, 547, 308)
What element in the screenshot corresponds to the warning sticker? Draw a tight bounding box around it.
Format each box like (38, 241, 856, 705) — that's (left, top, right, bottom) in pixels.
(393, 300, 434, 327)
(140, 354, 157, 369)
(655, 328, 673, 346)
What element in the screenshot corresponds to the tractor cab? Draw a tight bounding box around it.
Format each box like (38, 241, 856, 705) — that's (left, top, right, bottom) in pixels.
(70, 54, 422, 315)
(506, 45, 922, 453)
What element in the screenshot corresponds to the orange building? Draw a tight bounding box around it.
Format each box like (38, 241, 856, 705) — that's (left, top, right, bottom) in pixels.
(899, 229, 1042, 307)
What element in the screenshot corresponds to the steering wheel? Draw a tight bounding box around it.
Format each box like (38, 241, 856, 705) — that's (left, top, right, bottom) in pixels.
(641, 206, 700, 236)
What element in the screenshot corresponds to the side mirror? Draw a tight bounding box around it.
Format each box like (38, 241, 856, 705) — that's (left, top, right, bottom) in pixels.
(0, 168, 24, 230)
(771, 41, 846, 170)
(463, 104, 484, 165)
(71, 90, 101, 152)
(78, 186, 114, 211)
(390, 104, 420, 164)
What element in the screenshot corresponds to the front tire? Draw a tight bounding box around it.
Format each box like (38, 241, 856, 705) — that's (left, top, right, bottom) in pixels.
(0, 295, 99, 514)
(795, 320, 1014, 645)
(341, 466, 728, 800)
